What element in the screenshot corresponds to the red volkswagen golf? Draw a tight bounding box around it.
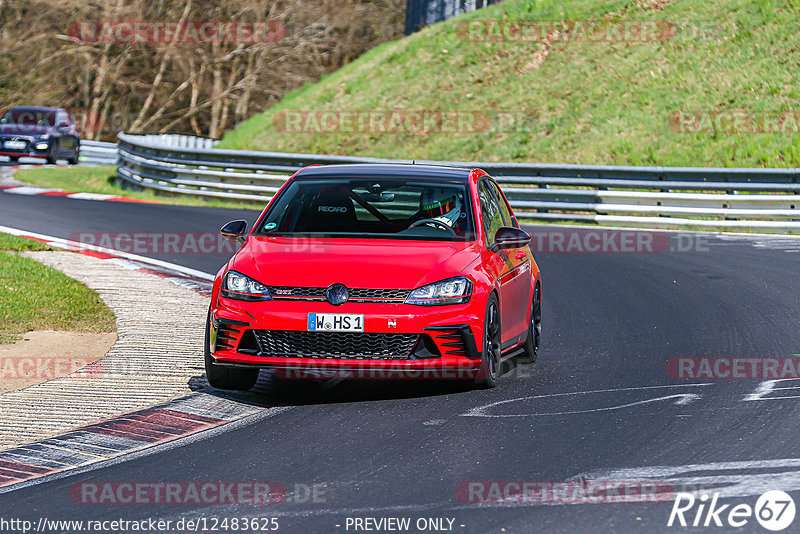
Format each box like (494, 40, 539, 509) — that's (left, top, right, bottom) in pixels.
(206, 164, 541, 389)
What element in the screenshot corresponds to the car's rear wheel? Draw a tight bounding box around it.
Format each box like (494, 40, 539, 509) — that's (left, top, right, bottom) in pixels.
(67, 150, 79, 165)
(475, 293, 501, 388)
(520, 282, 541, 363)
(8, 156, 19, 163)
(204, 310, 259, 391)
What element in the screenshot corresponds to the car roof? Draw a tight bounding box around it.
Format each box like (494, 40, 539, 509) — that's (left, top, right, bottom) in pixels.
(294, 164, 475, 183)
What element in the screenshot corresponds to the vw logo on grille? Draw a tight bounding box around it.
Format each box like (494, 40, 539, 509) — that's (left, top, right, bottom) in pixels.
(326, 283, 349, 306)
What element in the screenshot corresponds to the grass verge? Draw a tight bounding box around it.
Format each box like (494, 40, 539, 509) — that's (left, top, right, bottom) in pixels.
(219, 0, 800, 168)
(0, 233, 116, 344)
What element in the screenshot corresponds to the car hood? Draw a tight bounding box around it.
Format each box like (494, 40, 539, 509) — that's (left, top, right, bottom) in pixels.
(0, 125, 50, 136)
(229, 236, 481, 289)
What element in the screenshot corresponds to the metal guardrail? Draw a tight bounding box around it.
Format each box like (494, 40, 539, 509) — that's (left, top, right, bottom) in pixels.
(81, 135, 216, 166)
(79, 140, 118, 165)
(116, 132, 800, 233)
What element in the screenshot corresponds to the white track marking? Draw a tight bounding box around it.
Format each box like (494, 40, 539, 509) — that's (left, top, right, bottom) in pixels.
(185, 458, 800, 517)
(743, 379, 800, 401)
(2, 186, 60, 195)
(462, 384, 711, 417)
(65, 192, 116, 200)
(577, 458, 800, 499)
(156, 459, 800, 518)
(0, 224, 213, 280)
(716, 233, 800, 253)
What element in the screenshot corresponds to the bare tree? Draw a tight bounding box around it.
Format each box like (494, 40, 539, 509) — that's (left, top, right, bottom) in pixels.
(0, 0, 404, 140)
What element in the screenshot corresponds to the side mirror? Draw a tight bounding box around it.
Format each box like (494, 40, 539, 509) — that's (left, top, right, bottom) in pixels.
(220, 219, 248, 243)
(491, 226, 531, 251)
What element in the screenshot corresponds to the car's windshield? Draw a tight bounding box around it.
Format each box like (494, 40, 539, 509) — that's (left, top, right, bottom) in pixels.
(256, 178, 475, 241)
(0, 109, 56, 129)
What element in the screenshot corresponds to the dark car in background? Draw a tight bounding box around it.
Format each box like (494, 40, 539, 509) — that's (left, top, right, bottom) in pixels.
(0, 106, 80, 164)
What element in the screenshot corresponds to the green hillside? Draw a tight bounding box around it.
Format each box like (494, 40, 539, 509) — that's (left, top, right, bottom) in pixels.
(219, 0, 800, 167)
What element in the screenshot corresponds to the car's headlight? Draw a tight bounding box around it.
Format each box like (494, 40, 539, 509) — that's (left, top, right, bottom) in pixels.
(34, 142, 49, 150)
(221, 270, 271, 301)
(405, 277, 472, 306)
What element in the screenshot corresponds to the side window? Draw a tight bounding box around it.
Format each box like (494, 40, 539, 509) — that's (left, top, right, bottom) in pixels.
(490, 181, 518, 228)
(478, 180, 504, 248)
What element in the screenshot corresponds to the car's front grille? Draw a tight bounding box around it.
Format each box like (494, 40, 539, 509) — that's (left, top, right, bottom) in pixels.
(251, 330, 419, 360)
(268, 286, 410, 303)
(350, 288, 409, 301)
(0, 138, 29, 153)
(269, 286, 327, 299)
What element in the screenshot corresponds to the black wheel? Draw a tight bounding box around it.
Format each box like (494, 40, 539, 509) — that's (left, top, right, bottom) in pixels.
(46, 142, 58, 165)
(67, 150, 79, 165)
(203, 310, 258, 391)
(475, 293, 502, 388)
(9, 156, 19, 163)
(520, 283, 541, 364)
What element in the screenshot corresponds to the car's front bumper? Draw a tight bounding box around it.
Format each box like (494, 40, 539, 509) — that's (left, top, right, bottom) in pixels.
(0, 137, 53, 159)
(0, 152, 48, 159)
(209, 297, 486, 379)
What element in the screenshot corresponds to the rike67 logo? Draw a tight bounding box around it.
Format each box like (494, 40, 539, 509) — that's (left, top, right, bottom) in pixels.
(668, 490, 795, 531)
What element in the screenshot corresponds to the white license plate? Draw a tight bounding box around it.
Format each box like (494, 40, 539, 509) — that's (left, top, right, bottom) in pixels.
(308, 313, 364, 332)
(3, 141, 26, 149)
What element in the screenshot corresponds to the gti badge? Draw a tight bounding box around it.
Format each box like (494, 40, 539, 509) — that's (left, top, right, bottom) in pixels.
(326, 283, 349, 306)
(387, 319, 397, 328)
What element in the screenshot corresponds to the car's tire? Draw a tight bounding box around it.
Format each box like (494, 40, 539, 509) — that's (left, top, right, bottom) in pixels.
(46, 142, 58, 165)
(9, 156, 19, 163)
(203, 310, 259, 391)
(67, 151, 79, 165)
(520, 282, 541, 364)
(475, 293, 502, 388)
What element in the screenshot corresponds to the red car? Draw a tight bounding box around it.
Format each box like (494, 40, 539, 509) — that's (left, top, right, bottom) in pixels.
(206, 164, 541, 389)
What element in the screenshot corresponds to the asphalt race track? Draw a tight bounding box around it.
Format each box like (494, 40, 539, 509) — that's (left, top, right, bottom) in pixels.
(2, 190, 800, 533)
